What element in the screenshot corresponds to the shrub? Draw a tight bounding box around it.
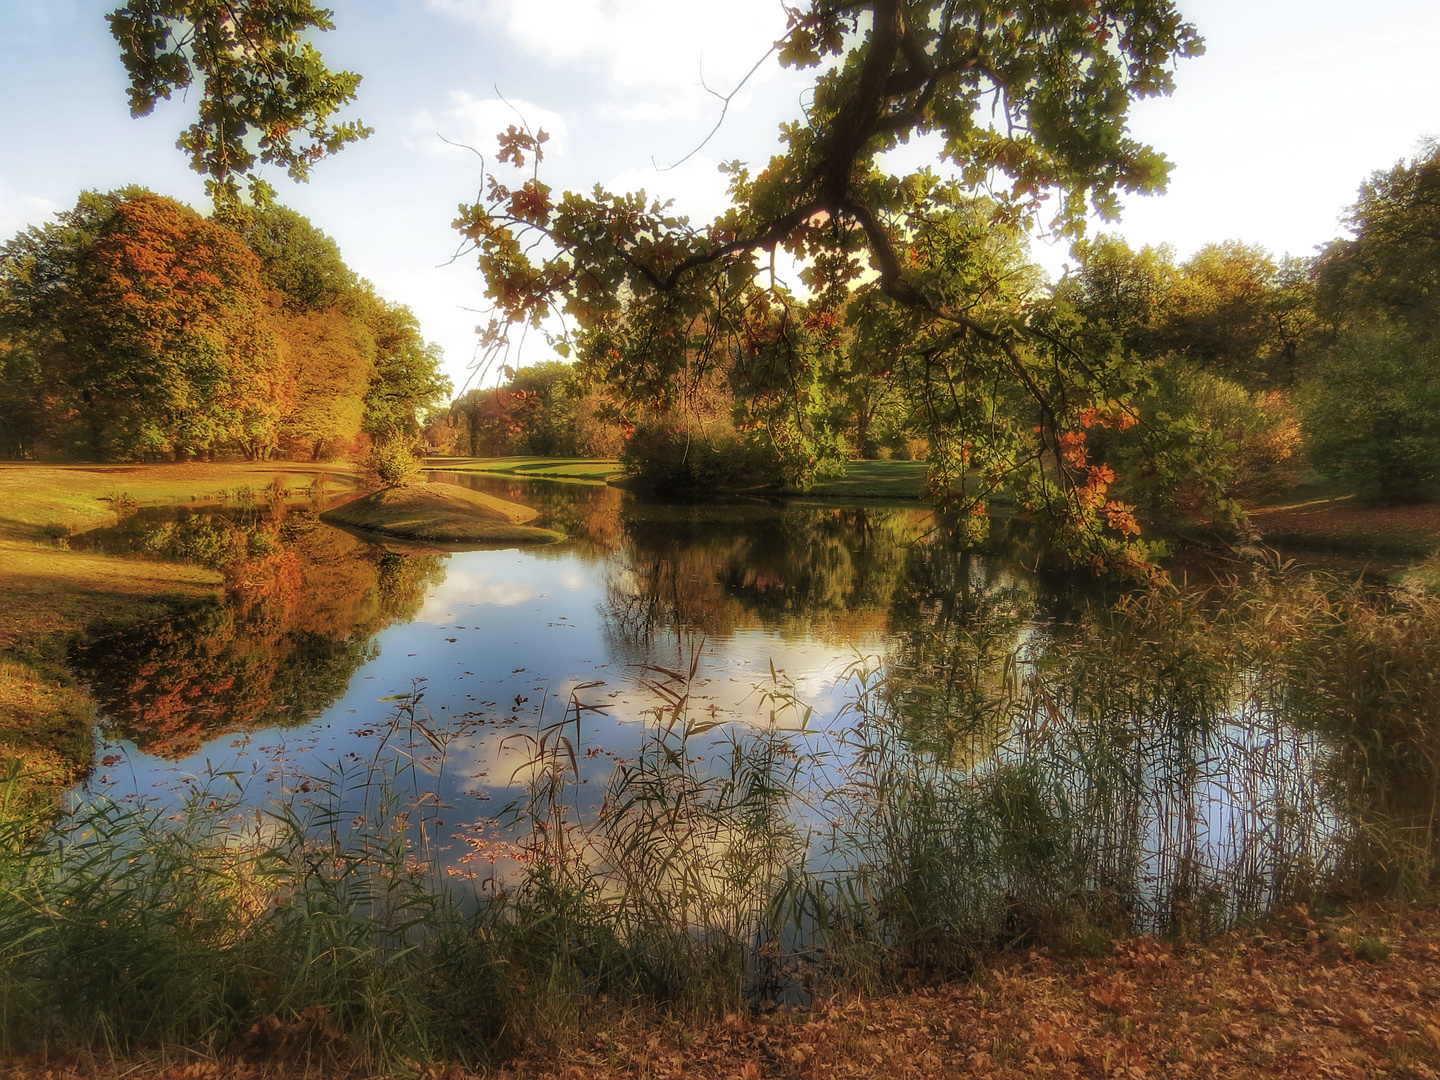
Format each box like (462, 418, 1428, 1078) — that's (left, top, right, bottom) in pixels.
(620, 418, 756, 489)
(1301, 324, 1440, 501)
(364, 436, 422, 488)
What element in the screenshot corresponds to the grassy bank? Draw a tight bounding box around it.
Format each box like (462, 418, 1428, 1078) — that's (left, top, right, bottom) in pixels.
(426, 456, 934, 499)
(3, 898, 1439, 1080)
(320, 481, 565, 543)
(803, 459, 930, 499)
(425, 455, 624, 483)
(0, 462, 360, 805)
(1246, 480, 1440, 558)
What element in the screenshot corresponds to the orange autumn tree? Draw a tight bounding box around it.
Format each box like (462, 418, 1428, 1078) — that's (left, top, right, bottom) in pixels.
(0, 189, 283, 460)
(219, 202, 450, 453)
(272, 308, 371, 459)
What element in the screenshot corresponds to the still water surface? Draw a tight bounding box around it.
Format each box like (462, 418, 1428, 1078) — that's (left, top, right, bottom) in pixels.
(69, 474, 1342, 928)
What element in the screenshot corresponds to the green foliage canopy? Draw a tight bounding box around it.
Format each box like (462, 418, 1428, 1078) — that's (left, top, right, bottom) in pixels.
(216, 202, 357, 312)
(1302, 144, 1440, 500)
(1301, 324, 1440, 501)
(0, 190, 281, 460)
(457, 0, 1205, 570)
(1315, 141, 1440, 342)
(107, 0, 371, 204)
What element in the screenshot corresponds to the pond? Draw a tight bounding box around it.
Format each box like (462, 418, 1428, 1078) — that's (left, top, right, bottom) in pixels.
(67, 474, 1346, 939)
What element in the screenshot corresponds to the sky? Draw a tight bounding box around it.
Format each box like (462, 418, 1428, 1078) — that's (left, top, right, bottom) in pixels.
(2, 1, 1438, 397)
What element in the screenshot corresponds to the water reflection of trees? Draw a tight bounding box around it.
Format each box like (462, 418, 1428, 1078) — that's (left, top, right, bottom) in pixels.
(880, 531, 1036, 763)
(838, 582, 1338, 945)
(602, 503, 930, 666)
(76, 509, 447, 758)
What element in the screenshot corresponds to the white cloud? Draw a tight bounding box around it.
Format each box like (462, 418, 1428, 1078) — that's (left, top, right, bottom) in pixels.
(408, 91, 570, 164)
(426, 0, 791, 99)
(417, 569, 538, 622)
(604, 154, 732, 223)
(0, 180, 59, 240)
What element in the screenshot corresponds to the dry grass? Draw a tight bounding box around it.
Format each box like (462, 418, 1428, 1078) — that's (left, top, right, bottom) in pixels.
(6, 901, 1440, 1079)
(1248, 491, 1440, 556)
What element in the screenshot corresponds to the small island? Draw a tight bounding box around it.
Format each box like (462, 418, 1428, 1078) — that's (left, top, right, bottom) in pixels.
(320, 481, 564, 544)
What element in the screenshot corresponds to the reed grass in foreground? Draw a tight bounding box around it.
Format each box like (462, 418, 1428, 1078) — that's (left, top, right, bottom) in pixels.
(2, 565, 1439, 1071)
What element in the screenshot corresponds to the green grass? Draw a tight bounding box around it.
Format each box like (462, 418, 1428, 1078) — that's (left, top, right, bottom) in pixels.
(425, 455, 624, 484)
(0, 460, 359, 544)
(1349, 936, 1392, 962)
(320, 481, 565, 544)
(428, 455, 933, 498)
(803, 460, 930, 499)
(0, 461, 362, 812)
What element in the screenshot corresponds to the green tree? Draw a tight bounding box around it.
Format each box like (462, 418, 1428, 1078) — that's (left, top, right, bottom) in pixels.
(0, 190, 281, 460)
(1060, 234, 1178, 357)
(1315, 141, 1440, 342)
(507, 360, 580, 454)
(0, 338, 43, 459)
(107, 0, 371, 204)
(457, 0, 1204, 570)
(357, 290, 451, 441)
(1059, 236, 1311, 510)
(1064, 236, 1317, 390)
(1301, 324, 1440, 502)
(1302, 144, 1440, 501)
(1164, 243, 1316, 388)
(215, 202, 358, 312)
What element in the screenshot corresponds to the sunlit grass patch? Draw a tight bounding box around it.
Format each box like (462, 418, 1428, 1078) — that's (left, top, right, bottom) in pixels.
(425, 455, 623, 484)
(0, 461, 360, 545)
(804, 460, 930, 499)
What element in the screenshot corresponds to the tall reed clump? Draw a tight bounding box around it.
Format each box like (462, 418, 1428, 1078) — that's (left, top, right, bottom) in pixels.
(0, 699, 527, 1069)
(474, 666, 813, 1033)
(1284, 581, 1440, 894)
(0, 681, 815, 1068)
(812, 574, 1339, 979)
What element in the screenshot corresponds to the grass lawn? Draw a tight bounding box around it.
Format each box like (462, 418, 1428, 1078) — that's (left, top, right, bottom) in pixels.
(1244, 478, 1440, 557)
(428, 455, 933, 498)
(805, 459, 930, 499)
(0, 461, 363, 806)
(425, 455, 624, 483)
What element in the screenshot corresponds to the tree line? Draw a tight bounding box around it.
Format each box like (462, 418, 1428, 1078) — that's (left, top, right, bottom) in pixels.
(15, 1, 1439, 571)
(0, 190, 450, 463)
(439, 140, 1440, 521)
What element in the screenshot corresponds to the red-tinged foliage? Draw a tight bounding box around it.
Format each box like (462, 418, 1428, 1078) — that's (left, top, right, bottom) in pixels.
(77, 514, 446, 758)
(3, 192, 282, 461)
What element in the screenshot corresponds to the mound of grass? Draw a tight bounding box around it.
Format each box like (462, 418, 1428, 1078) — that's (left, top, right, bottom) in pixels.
(320, 481, 565, 544)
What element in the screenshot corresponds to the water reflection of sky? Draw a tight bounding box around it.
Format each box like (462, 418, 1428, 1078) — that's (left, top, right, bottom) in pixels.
(86, 540, 888, 828)
(75, 477, 1347, 929)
